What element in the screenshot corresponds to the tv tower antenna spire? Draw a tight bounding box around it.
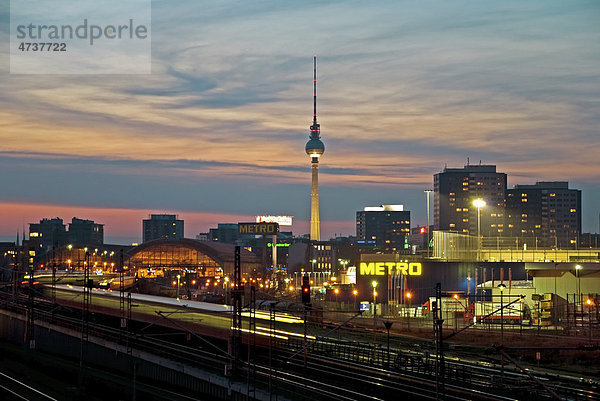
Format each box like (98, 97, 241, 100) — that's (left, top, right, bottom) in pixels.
(313, 55, 317, 125)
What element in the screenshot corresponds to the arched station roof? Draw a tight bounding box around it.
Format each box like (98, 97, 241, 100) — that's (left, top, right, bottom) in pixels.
(126, 238, 260, 275)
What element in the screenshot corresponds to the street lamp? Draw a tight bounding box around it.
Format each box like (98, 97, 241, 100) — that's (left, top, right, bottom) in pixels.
(176, 274, 181, 299)
(338, 258, 349, 271)
(406, 291, 412, 330)
(372, 281, 378, 361)
(473, 199, 486, 261)
(372, 280, 378, 323)
(575, 265, 582, 304)
(498, 283, 506, 379)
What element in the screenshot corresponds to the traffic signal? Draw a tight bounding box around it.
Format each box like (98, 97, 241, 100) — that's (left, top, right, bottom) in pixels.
(301, 274, 310, 305)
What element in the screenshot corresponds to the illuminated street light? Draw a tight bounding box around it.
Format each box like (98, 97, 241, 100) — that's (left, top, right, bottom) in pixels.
(473, 199, 486, 261)
(372, 281, 378, 330)
(498, 282, 506, 377)
(575, 265, 582, 303)
(176, 274, 181, 299)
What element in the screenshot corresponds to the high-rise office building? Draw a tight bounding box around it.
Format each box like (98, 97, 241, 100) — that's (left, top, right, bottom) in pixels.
(356, 205, 410, 253)
(68, 217, 103, 245)
(434, 165, 507, 237)
(506, 182, 581, 248)
(142, 214, 184, 243)
(29, 218, 67, 250)
(208, 224, 240, 244)
(305, 56, 325, 241)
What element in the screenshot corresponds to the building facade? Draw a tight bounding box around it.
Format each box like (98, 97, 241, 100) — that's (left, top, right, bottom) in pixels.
(434, 165, 507, 237)
(356, 205, 410, 253)
(506, 182, 581, 248)
(68, 217, 103, 246)
(29, 218, 67, 250)
(142, 214, 184, 243)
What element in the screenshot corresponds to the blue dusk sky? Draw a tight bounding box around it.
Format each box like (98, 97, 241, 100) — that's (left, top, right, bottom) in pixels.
(0, 0, 599, 243)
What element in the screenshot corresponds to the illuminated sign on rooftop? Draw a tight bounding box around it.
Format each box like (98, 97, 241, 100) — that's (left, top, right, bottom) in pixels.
(239, 222, 279, 235)
(256, 215, 293, 226)
(359, 262, 422, 276)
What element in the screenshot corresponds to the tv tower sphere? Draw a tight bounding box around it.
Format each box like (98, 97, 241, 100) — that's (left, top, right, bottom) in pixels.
(305, 137, 324, 157)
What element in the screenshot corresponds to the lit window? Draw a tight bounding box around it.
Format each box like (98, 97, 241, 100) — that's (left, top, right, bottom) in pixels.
(521, 213, 527, 217)
(462, 208, 468, 212)
(449, 223, 455, 228)
(535, 224, 541, 228)
(521, 199, 527, 202)
(521, 193, 527, 197)
(570, 209, 576, 213)
(550, 193, 556, 197)
(456, 208, 462, 212)
(462, 218, 469, 222)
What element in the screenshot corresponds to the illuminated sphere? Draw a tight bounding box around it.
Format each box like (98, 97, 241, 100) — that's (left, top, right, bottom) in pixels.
(305, 138, 325, 157)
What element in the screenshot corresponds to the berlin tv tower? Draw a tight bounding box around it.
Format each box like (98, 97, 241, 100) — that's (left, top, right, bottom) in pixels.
(305, 55, 325, 241)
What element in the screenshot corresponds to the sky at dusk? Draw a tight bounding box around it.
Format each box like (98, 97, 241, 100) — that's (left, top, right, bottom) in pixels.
(1, 0, 599, 244)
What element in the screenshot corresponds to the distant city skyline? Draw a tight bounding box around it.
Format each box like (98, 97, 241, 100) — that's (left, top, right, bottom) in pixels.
(1, 1, 599, 242)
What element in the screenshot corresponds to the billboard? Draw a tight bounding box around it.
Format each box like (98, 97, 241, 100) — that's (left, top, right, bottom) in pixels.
(238, 222, 279, 235)
(255, 215, 293, 226)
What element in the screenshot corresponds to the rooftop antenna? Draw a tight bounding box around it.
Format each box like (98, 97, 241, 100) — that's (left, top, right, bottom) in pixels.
(466, 157, 470, 166)
(309, 55, 320, 139)
(313, 55, 317, 124)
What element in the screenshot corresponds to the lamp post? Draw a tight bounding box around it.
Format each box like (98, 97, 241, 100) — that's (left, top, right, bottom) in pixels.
(498, 283, 506, 379)
(473, 199, 486, 261)
(310, 258, 317, 284)
(406, 291, 412, 331)
(575, 265, 582, 304)
(372, 280, 378, 322)
(425, 190, 432, 257)
(176, 274, 181, 299)
(372, 280, 378, 363)
(586, 298, 594, 344)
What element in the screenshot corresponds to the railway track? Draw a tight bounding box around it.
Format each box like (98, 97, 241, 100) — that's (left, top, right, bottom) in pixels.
(1, 288, 598, 400)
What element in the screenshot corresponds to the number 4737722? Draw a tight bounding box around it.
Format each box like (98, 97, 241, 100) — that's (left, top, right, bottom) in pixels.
(18, 42, 66, 51)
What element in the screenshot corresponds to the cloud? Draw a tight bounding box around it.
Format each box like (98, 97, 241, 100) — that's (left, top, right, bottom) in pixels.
(0, 0, 598, 235)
